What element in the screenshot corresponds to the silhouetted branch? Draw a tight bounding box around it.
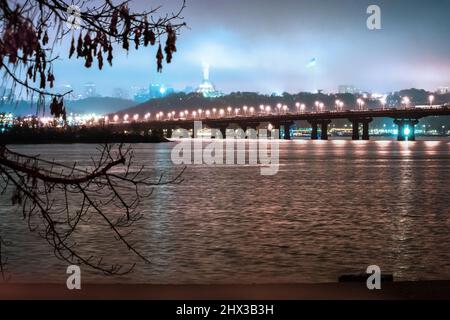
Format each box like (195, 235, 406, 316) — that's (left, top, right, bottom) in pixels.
(0, 144, 185, 276)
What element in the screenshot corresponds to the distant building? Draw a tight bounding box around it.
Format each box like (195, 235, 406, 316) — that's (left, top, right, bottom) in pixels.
(133, 83, 174, 102)
(83, 83, 99, 98)
(134, 88, 150, 103)
(338, 85, 357, 94)
(183, 86, 194, 94)
(437, 86, 449, 95)
(149, 84, 174, 99)
(112, 88, 129, 100)
(196, 63, 223, 98)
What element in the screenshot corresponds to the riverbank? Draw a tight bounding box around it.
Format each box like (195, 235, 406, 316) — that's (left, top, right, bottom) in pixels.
(0, 127, 168, 144)
(1, 281, 450, 300)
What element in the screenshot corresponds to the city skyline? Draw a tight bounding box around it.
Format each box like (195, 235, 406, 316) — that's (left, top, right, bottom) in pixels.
(48, 0, 450, 96)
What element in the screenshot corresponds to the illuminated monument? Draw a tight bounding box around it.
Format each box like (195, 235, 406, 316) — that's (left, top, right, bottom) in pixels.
(196, 63, 223, 98)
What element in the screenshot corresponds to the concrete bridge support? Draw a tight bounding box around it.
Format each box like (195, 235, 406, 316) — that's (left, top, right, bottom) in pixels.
(245, 124, 259, 139)
(308, 121, 319, 140)
(394, 119, 419, 141)
(281, 122, 294, 140)
(165, 128, 173, 138)
(362, 121, 370, 140)
(350, 118, 373, 140)
(308, 120, 331, 140)
(351, 121, 360, 140)
(320, 120, 331, 140)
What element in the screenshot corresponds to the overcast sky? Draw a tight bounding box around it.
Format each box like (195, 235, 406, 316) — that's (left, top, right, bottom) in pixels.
(51, 0, 450, 96)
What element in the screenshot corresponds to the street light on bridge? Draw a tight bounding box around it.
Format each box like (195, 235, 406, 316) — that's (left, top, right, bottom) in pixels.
(335, 99, 341, 111)
(402, 96, 410, 109)
(357, 98, 365, 111)
(300, 103, 306, 113)
(113, 114, 119, 122)
(315, 101, 320, 112)
(429, 95, 435, 107)
(243, 105, 248, 115)
(123, 114, 129, 122)
(249, 106, 255, 115)
(259, 104, 265, 114)
(277, 103, 282, 114)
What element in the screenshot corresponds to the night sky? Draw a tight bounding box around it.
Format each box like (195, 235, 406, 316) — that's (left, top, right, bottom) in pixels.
(52, 0, 450, 96)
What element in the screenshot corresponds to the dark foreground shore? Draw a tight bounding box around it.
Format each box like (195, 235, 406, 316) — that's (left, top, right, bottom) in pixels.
(1, 281, 450, 300)
(1, 127, 168, 144)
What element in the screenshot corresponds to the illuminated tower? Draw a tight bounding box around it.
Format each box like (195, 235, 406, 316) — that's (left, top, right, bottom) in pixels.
(203, 63, 210, 82)
(197, 63, 222, 98)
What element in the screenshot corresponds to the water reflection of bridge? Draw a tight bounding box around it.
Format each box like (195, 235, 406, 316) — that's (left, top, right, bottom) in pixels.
(106, 107, 450, 141)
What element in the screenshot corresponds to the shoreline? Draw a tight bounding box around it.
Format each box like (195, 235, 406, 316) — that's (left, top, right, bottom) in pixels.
(1, 281, 450, 300)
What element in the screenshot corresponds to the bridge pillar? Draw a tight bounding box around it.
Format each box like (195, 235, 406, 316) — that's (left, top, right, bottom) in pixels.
(361, 118, 373, 140)
(165, 128, 173, 138)
(151, 128, 164, 139)
(245, 124, 259, 139)
(362, 122, 369, 140)
(308, 121, 318, 140)
(351, 121, 360, 140)
(281, 122, 293, 140)
(320, 120, 331, 140)
(218, 126, 227, 139)
(394, 119, 419, 141)
(271, 123, 282, 139)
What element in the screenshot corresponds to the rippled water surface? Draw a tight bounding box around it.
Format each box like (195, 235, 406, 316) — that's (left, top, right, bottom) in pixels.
(2, 139, 450, 284)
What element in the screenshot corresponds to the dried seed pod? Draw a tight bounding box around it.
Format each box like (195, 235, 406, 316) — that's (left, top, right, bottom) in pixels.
(156, 44, 164, 72)
(69, 36, 75, 58)
(39, 71, 46, 89)
(107, 45, 113, 66)
(122, 33, 129, 51)
(110, 9, 118, 35)
(164, 25, 177, 63)
(97, 50, 103, 70)
(47, 70, 55, 88)
(50, 97, 58, 116)
(85, 51, 93, 68)
(76, 33, 83, 57)
(83, 33, 92, 47)
(134, 27, 141, 50)
(149, 29, 156, 46)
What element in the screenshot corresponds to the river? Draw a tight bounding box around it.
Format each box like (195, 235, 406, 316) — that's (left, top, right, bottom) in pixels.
(2, 138, 450, 284)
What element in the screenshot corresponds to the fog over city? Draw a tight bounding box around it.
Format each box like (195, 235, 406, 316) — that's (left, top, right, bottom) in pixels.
(48, 0, 450, 96)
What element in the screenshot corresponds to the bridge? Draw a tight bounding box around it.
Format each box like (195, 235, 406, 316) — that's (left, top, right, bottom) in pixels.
(105, 107, 450, 141)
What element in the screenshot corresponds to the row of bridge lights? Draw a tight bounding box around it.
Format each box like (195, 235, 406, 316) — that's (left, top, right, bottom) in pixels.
(107, 100, 353, 123)
(104, 94, 444, 124)
(106, 95, 436, 123)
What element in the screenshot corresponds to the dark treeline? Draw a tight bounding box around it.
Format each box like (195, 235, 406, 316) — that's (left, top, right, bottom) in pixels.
(113, 89, 450, 118)
(1, 126, 167, 144)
